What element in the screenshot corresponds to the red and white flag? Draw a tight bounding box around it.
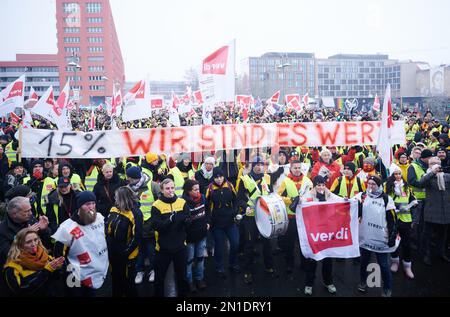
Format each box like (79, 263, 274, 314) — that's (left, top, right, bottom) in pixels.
(9, 112, 20, 125)
(372, 94, 381, 112)
(235, 95, 254, 109)
(151, 98, 164, 110)
(267, 91, 280, 104)
(22, 109, 33, 128)
(377, 84, 394, 169)
(296, 200, 360, 261)
(56, 80, 70, 111)
(193, 90, 204, 105)
(111, 85, 122, 115)
(88, 109, 96, 130)
(199, 40, 236, 107)
(122, 79, 152, 122)
(285, 94, 302, 111)
(302, 93, 309, 106)
(25, 86, 39, 108)
(0, 75, 26, 116)
(31, 86, 68, 129)
(171, 92, 181, 111)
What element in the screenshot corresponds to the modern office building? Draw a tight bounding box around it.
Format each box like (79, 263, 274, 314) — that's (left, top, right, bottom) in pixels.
(56, 0, 125, 105)
(0, 54, 60, 98)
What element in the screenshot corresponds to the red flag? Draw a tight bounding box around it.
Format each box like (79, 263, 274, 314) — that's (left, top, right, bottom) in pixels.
(285, 94, 302, 111)
(302, 93, 309, 106)
(10, 112, 20, 125)
(267, 91, 280, 104)
(373, 94, 381, 112)
(172, 92, 181, 110)
(151, 98, 164, 110)
(235, 95, 254, 109)
(193, 90, 204, 105)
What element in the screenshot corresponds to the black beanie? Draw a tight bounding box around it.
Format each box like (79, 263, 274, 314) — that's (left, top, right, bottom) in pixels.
(420, 149, 433, 159)
(367, 175, 382, 186)
(313, 175, 326, 187)
(76, 191, 97, 209)
(30, 159, 44, 169)
(212, 166, 224, 179)
(344, 162, 356, 174)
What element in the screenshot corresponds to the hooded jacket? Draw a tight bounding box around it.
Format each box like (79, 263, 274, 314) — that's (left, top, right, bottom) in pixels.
(93, 172, 127, 218)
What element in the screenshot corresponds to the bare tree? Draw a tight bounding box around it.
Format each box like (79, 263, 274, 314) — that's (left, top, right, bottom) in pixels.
(184, 67, 199, 90)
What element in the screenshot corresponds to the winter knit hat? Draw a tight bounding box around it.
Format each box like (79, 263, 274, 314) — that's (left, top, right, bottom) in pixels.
(251, 156, 264, 168)
(145, 152, 159, 164)
(420, 149, 434, 159)
(76, 191, 97, 209)
(313, 175, 326, 187)
(363, 157, 376, 166)
(367, 175, 382, 186)
(344, 162, 356, 174)
(30, 159, 44, 169)
(126, 166, 142, 180)
(212, 166, 225, 178)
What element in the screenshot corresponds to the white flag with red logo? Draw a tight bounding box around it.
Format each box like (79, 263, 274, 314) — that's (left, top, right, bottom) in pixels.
(171, 92, 181, 111)
(9, 112, 20, 125)
(25, 86, 39, 108)
(193, 90, 204, 105)
(111, 85, 122, 116)
(23, 109, 33, 128)
(0, 75, 26, 116)
(31, 86, 68, 129)
(199, 40, 236, 107)
(88, 109, 95, 130)
(56, 80, 72, 129)
(267, 90, 280, 104)
(372, 94, 381, 112)
(235, 95, 254, 109)
(285, 94, 302, 111)
(296, 200, 360, 260)
(377, 84, 395, 169)
(151, 97, 164, 111)
(122, 78, 152, 122)
(302, 93, 309, 106)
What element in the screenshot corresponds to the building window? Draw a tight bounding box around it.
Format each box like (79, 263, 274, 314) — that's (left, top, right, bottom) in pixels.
(64, 17, 80, 24)
(64, 27, 80, 33)
(64, 46, 80, 53)
(88, 56, 104, 62)
(88, 66, 105, 72)
(64, 37, 80, 43)
(88, 37, 103, 43)
(89, 85, 105, 91)
(88, 46, 104, 52)
(66, 76, 82, 81)
(63, 3, 80, 13)
(87, 27, 103, 33)
(88, 76, 104, 81)
(87, 17, 103, 23)
(86, 3, 102, 13)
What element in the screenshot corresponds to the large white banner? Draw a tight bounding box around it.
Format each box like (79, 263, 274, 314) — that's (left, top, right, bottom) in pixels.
(21, 120, 406, 159)
(199, 40, 236, 107)
(296, 200, 360, 261)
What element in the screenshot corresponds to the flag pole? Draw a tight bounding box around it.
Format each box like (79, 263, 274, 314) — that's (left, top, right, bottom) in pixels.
(18, 121, 23, 162)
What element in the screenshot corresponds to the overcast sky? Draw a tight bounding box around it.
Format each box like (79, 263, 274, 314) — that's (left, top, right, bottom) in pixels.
(1, 0, 449, 81)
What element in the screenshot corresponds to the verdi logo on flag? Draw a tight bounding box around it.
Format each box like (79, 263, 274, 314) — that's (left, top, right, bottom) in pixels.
(202, 46, 229, 75)
(296, 200, 360, 260)
(151, 98, 163, 110)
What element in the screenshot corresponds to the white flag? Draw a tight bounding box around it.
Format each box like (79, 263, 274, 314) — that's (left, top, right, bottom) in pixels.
(199, 40, 236, 108)
(122, 79, 152, 122)
(31, 86, 68, 129)
(377, 84, 394, 169)
(25, 86, 39, 108)
(0, 74, 25, 116)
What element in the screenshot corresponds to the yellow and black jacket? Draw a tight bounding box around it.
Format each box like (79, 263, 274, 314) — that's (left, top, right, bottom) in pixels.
(151, 195, 190, 253)
(105, 206, 142, 261)
(3, 259, 57, 297)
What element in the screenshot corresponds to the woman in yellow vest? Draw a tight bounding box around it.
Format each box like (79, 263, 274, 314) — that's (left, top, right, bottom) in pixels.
(331, 162, 365, 199)
(385, 165, 416, 279)
(3, 228, 64, 296)
(106, 186, 143, 297)
(394, 148, 410, 182)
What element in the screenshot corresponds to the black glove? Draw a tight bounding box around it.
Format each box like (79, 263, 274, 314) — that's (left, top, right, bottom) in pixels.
(289, 196, 300, 212)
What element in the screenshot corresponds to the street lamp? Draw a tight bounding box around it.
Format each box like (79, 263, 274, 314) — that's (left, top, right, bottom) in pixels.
(277, 54, 291, 102)
(68, 61, 81, 114)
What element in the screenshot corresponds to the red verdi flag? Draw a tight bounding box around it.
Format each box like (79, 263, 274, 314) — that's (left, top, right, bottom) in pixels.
(267, 91, 280, 104)
(0, 74, 25, 116)
(202, 46, 229, 75)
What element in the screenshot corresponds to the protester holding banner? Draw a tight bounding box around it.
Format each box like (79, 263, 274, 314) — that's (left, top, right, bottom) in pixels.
(301, 175, 341, 296)
(151, 178, 190, 297)
(236, 156, 275, 284)
(45, 176, 81, 235)
(106, 186, 142, 297)
(331, 162, 365, 199)
(2, 228, 64, 296)
(206, 167, 240, 278)
(310, 148, 341, 189)
(277, 160, 313, 273)
(385, 165, 416, 278)
(357, 175, 397, 297)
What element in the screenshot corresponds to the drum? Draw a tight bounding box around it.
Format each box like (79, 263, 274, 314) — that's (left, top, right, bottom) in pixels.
(255, 194, 288, 239)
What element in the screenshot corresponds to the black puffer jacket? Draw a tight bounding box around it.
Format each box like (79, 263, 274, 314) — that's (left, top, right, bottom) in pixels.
(206, 180, 237, 229)
(93, 172, 127, 218)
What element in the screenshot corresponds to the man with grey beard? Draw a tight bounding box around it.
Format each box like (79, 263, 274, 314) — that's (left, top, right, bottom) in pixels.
(52, 191, 109, 297)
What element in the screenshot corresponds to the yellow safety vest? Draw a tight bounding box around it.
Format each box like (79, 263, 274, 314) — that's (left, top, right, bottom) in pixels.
(354, 152, 365, 168)
(283, 177, 313, 215)
(41, 177, 57, 215)
(140, 189, 155, 221)
(169, 167, 188, 196)
(84, 167, 99, 192)
(141, 167, 153, 182)
(5, 142, 16, 165)
(152, 198, 186, 252)
(390, 188, 412, 223)
(410, 162, 426, 200)
(241, 174, 270, 217)
(337, 176, 362, 199)
(69, 174, 85, 191)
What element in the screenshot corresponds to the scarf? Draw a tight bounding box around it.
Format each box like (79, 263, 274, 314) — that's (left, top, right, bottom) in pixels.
(394, 180, 404, 197)
(201, 164, 213, 180)
(367, 186, 383, 199)
(437, 173, 446, 191)
(250, 171, 264, 182)
(17, 245, 49, 271)
(288, 174, 304, 190)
